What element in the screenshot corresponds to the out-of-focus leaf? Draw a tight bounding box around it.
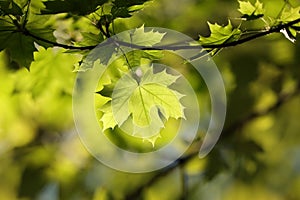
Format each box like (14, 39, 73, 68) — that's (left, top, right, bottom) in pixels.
(0, 0, 23, 16)
(125, 50, 163, 68)
(76, 32, 103, 46)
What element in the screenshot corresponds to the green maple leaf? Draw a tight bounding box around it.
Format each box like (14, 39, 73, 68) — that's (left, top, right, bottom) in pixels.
(280, 6, 300, 22)
(129, 82, 183, 126)
(119, 25, 166, 47)
(238, 0, 264, 20)
(100, 67, 185, 137)
(279, 6, 300, 43)
(199, 20, 241, 45)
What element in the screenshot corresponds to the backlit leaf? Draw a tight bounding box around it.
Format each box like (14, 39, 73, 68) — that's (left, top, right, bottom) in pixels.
(238, 0, 264, 20)
(199, 20, 241, 45)
(99, 66, 185, 141)
(279, 6, 300, 42)
(119, 25, 166, 47)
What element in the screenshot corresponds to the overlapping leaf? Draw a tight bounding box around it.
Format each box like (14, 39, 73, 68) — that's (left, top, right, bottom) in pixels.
(126, 50, 164, 68)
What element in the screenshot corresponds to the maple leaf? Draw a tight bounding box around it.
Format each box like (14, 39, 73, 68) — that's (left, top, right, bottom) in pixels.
(128, 82, 183, 126)
(118, 25, 166, 47)
(199, 20, 241, 45)
(99, 66, 185, 140)
(279, 6, 300, 23)
(238, 0, 264, 20)
(279, 6, 300, 43)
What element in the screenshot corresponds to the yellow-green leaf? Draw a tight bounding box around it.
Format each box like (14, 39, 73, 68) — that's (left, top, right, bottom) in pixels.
(199, 20, 241, 45)
(238, 0, 264, 20)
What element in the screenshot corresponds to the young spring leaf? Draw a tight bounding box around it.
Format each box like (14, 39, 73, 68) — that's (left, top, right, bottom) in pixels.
(100, 67, 185, 134)
(128, 82, 183, 126)
(238, 0, 264, 20)
(199, 20, 241, 45)
(119, 25, 166, 47)
(279, 6, 300, 23)
(279, 6, 300, 42)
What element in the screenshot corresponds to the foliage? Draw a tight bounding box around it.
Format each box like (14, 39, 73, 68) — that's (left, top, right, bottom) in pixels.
(0, 0, 300, 199)
(238, 0, 264, 20)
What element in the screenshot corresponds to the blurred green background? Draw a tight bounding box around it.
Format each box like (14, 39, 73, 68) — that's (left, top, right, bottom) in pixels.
(1, 0, 300, 199)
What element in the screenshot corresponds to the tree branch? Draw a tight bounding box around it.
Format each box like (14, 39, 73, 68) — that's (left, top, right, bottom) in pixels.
(22, 18, 300, 51)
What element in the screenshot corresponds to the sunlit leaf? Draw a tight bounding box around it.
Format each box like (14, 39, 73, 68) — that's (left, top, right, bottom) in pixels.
(100, 67, 184, 133)
(238, 0, 264, 20)
(279, 6, 300, 42)
(279, 6, 300, 23)
(119, 25, 166, 47)
(199, 20, 241, 45)
(129, 82, 183, 126)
